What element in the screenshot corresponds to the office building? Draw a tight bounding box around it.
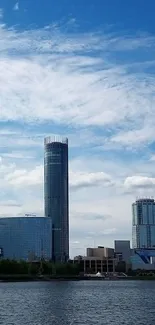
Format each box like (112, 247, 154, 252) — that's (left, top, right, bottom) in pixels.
(44, 136, 69, 262)
(0, 216, 52, 261)
(132, 198, 155, 249)
(114, 240, 131, 263)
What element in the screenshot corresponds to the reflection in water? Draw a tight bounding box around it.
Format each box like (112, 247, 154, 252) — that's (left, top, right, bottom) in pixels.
(0, 281, 155, 324)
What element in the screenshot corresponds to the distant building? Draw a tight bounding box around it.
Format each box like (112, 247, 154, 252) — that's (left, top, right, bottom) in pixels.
(131, 198, 155, 270)
(74, 246, 116, 273)
(114, 240, 131, 263)
(74, 256, 116, 274)
(87, 246, 114, 259)
(132, 198, 155, 249)
(0, 216, 52, 261)
(44, 136, 69, 262)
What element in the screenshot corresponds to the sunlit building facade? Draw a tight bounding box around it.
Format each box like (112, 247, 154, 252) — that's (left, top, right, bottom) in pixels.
(44, 136, 69, 262)
(132, 198, 155, 249)
(0, 216, 52, 261)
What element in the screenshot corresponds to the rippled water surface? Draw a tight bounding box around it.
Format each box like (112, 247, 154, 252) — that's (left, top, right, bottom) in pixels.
(0, 280, 155, 324)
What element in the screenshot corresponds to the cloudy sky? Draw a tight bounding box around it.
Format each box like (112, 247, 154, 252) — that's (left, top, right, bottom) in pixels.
(0, 0, 155, 257)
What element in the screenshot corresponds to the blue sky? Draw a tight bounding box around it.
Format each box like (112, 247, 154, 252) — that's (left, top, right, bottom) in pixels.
(0, 1, 155, 256)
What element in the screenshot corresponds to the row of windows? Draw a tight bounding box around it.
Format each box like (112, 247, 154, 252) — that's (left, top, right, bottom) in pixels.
(45, 152, 61, 156)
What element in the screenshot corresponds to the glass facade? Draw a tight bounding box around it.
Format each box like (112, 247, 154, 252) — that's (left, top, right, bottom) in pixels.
(132, 199, 155, 249)
(44, 136, 69, 262)
(0, 217, 52, 260)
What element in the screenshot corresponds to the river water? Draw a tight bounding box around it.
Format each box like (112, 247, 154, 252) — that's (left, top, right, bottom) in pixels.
(0, 280, 155, 324)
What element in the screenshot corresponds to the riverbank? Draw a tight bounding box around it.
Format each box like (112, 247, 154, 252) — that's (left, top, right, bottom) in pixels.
(1, 274, 155, 282)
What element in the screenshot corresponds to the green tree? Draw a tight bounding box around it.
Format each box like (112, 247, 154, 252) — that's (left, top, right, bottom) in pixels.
(28, 262, 39, 275)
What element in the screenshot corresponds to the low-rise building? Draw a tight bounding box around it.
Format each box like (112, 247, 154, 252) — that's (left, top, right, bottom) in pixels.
(74, 246, 116, 274)
(74, 255, 116, 274)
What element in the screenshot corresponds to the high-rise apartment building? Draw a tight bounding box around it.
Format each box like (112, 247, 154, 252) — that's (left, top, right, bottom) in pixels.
(44, 136, 69, 262)
(132, 198, 155, 249)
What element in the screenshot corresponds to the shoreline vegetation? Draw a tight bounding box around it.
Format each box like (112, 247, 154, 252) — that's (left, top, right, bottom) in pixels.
(0, 260, 155, 282)
(1, 274, 155, 282)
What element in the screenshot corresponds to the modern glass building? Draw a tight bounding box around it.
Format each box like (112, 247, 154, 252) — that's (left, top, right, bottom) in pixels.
(0, 216, 52, 260)
(44, 136, 69, 262)
(132, 198, 155, 249)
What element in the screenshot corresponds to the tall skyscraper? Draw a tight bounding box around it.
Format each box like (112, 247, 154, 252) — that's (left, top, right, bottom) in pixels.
(44, 136, 69, 262)
(132, 198, 155, 249)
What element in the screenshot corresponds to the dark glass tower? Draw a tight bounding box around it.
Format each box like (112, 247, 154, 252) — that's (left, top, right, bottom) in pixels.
(44, 136, 69, 262)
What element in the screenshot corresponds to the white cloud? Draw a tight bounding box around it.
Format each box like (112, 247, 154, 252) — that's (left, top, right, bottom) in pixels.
(0, 200, 43, 217)
(124, 176, 155, 189)
(13, 2, 19, 11)
(0, 129, 21, 136)
(86, 228, 117, 236)
(110, 126, 155, 147)
(70, 171, 114, 190)
(75, 212, 111, 221)
(0, 128, 106, 152)
(0, 205, 21, 217)
(0, 200, 21, 207)
(0, 162, 114, 190)
(1, 152, 34, 159)
(150, 155, 155, 162)
(5, 165, 43, 186)
(100, 228, 117, 235)
(0, 23, 154, 143)
(70, 241, 80, 245)
(0, 134, 42, 149)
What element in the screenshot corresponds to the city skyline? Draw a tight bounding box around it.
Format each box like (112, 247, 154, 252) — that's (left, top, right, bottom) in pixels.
(0, 1, 155, 257)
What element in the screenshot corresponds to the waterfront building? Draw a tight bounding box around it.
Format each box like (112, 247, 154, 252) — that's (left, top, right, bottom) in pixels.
(132, 198, 155, 249)
(44, 136, 69, 262)
(0, 216, 52, 261)
(74, 256, 116, 274)
(78, 246, 116, 274)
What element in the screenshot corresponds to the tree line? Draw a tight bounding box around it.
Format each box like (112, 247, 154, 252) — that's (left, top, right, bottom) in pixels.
(0, 259, 80, 276)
